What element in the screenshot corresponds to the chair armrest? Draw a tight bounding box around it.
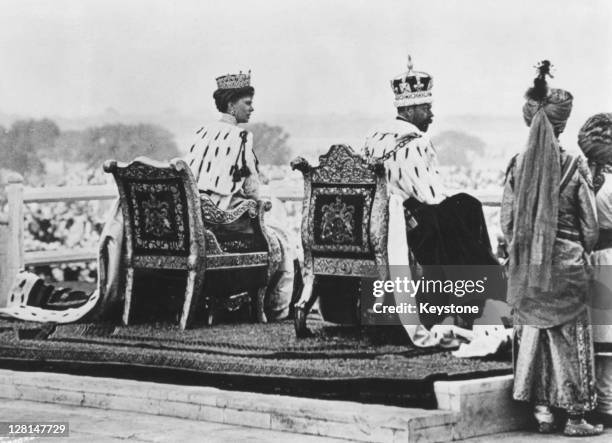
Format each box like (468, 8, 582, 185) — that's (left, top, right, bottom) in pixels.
(368, 159, 386, 178)
(290, 157, 312, 175)
(200, 194, 259, 224)
(258, 199, 272, 212)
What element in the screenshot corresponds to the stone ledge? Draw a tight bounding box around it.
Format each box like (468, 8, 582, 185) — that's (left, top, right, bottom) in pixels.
(0, 369, 528, 442)
(433, 375, 530, 440)
(0, 369, 457, 443)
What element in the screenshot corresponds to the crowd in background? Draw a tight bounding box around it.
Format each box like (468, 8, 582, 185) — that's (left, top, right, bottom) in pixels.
(1, 164, 506, 283)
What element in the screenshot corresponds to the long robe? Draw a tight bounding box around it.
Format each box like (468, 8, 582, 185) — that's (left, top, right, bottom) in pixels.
(502, 148, 599, 411)
(590, 167, 612, 415)
(184, 114, 295, 320)
(362, 118, 511, 354)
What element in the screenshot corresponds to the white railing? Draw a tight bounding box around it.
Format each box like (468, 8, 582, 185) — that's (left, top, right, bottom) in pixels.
(0, 174, 501, 306)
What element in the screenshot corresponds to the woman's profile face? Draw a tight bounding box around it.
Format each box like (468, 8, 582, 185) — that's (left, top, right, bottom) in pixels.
(230, 96, 254, 123)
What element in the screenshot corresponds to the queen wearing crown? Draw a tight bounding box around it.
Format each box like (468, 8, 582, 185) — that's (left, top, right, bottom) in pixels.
(0, 71, 295, 325)
(184, 71, 296, 321)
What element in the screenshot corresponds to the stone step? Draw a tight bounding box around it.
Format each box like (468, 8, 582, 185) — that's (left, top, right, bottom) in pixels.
(434, 375, 531, 440)
(0, 369, 457, 443)
(0, 369, 531, 442)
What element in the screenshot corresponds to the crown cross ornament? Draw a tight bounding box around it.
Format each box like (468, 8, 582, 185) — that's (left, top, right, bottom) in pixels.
(407, 55, 414, 72)
(413, 77, 425, 91)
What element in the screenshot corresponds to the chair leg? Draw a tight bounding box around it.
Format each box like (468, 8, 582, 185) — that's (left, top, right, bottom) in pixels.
(256, 286, 267, 323)
(206, 309, 215, 327)
(180, 269, 204, 330)
(294, 273, 317, 338)
(122, 267, 134, 326)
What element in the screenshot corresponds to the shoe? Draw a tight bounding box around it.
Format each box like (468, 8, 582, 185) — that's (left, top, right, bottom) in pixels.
(534, 405, 555, 434)
(563, 418, 604, 437)
(536, 421, 556, 434)
(589, 410, 612, 427)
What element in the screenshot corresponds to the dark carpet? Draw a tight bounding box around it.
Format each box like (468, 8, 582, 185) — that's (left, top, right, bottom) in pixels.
(0, 317, 511, 408)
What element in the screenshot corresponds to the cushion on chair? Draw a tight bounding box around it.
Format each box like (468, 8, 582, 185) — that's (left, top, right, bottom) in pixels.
(206, 213, 268, 253)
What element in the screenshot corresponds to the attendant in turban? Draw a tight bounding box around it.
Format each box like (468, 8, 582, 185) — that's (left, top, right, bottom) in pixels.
(184, 71, 296, 322)
(578, 113, 612, 425)
(501, 61, 602, 436)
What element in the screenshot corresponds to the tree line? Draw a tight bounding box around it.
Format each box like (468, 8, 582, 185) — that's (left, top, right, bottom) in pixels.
(0, 119, 293, 183)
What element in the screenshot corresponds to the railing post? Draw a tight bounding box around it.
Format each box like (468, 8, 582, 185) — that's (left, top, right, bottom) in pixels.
(0, 172, 24, 307)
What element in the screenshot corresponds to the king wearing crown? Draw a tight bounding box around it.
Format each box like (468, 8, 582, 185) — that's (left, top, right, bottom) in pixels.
(361, 56, 505, 349)
(362, 55, 444, 205)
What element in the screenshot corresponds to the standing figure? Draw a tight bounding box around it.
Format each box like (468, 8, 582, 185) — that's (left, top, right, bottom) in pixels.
(501, 61, 602, 436)
(578, 113, 612, 425)
(185, 71, 296, 321)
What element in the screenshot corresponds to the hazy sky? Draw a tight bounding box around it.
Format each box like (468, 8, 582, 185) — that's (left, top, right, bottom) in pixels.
(1, 0, 611, 121)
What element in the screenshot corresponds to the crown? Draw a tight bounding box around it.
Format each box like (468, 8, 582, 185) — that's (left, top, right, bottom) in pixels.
(390, 55, 433, 107)
(216, 70, 251, 90)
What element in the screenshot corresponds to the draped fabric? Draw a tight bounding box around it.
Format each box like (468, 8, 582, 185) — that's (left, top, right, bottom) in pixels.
(364, 120, 510, 353)
(404, 193, 505, 326)
(509, 90, 573, 295)
(509, 110, 560, 294)
(502, 150, 598, 327)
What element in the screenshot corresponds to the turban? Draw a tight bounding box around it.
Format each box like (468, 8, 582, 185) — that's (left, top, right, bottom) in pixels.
(578, 113, 612, 165)
(523, 88, 573, 135)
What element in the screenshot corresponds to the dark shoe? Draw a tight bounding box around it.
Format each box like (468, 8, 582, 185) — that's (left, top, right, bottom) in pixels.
(563, 418, 604, 437)
(589, 410, 612, 428)
(536, 421, 556, 434)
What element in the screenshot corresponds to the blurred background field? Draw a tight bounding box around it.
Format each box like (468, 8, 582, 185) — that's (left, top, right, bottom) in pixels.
(0, 111, 515, 286)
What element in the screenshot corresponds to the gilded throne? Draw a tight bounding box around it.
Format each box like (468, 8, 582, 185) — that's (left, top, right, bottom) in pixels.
(104, 157, 280, 329)
(291, 145, 390, 337)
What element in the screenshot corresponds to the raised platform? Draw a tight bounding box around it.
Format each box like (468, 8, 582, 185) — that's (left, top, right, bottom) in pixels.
(0, 316, 523, 441)
(0, 318, 511, 408)
(0, 370, 530, 442)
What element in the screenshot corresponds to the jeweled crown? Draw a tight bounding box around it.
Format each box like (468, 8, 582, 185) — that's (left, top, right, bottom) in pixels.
(390, 56, 433, 107)
(216, 70, 251, 90)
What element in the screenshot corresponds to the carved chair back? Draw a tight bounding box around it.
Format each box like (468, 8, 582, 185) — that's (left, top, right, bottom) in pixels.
(291, 145, 391, 328)
(105, 157, 205, 268)
(104, 157, 206, 329)
(293, 144, 389, 280)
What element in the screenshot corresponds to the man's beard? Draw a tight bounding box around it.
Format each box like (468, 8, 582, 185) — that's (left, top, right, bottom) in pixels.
(417, 120, 431, 132)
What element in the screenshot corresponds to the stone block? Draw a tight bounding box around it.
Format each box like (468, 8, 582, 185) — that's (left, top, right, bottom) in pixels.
(196, 405, 225, 423)
(223, 408, 271, 429)
(434, 375, 530, 440)
(160, 400, 202, 420)
(270, 413, 396, 443)
(186, 390, 219, 407)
